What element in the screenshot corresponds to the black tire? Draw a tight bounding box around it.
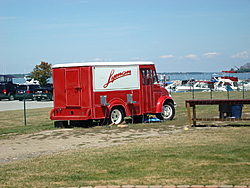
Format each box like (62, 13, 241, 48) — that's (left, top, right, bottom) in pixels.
(110, 107, 125, 124)
(9, 94, 14, 101)
(156, 102, 175, 120)
(50, 95, 54, 101)
(54, 121, 70, 128)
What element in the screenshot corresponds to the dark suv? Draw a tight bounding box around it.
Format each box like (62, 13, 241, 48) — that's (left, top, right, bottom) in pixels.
(0, 83, 17, 101)
(33, 83, 53, 101)
(15, 84, 40, 101)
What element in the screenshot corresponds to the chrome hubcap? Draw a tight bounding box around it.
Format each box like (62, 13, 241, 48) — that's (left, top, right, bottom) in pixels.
(111, 109, 122, 124)
(162, 105, 172, 119)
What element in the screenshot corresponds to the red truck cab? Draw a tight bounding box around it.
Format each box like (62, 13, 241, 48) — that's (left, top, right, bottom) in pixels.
(50, 61, 175, 127)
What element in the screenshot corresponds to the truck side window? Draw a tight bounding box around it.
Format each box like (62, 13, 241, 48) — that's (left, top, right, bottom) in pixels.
(149, 70, 154, 85)
(145, 70, 149, 85)
(141, 69, 154, 85)
(141, 70, 146, 85)
(153, 71, 158, 83)
(141, 69, 149, 85)
(147, 70, 152, 85)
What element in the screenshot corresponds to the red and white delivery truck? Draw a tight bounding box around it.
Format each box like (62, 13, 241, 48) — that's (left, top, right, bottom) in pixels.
(50, 61, 175, 127)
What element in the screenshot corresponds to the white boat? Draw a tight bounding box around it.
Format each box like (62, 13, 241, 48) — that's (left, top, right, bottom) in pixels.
(176, 81, 212, 92)
(165, 82, 177, 92)
(239, 80, 250, 91)
(24, 75, 39, 85)
(212, 71, 240, 91)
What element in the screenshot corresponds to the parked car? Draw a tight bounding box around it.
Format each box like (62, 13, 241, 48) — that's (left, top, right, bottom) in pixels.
(15, 84, 40, 101)
(0, 83, 17, 101)
(0, 75, 17, 101)
(33, 83, 53, 101)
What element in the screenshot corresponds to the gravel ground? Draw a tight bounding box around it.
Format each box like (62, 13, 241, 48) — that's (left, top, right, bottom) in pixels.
(0, 100, 184, 165)
(0, 126, 184, 164)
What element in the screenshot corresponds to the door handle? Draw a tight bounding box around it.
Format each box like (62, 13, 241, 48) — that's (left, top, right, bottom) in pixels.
(74, 87, 81, 93)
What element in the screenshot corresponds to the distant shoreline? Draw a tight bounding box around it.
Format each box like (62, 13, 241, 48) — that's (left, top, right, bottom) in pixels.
(2, 71, 250, 78)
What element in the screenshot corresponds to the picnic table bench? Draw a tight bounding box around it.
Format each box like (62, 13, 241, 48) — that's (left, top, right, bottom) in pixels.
(185, 99, 250, 127)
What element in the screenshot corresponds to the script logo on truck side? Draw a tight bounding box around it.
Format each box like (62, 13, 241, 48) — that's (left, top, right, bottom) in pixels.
(103, 69, 132, 88)
(93, 66, 139, 91)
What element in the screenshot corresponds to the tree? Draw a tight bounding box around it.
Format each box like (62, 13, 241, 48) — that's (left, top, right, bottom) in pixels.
(31, 61, 52, 86)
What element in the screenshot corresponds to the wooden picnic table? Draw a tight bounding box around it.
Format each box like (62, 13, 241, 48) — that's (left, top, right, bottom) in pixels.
(185, 99, 250, 127)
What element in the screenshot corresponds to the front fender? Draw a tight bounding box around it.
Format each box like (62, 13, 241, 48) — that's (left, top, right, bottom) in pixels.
(156, 95, 174, 113)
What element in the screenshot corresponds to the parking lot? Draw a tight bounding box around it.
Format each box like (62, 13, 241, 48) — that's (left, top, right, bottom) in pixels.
(0, 100, 53, 111)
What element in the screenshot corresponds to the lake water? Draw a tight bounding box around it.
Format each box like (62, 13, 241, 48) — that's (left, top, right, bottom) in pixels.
(12, 72, 250, 84)
(158, 72, 250, 81)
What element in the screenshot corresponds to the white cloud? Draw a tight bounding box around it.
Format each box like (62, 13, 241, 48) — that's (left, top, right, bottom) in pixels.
(159, 53, 224, 60)
(177, 56, 184, 60)
(230, 51, 249, 59)
(185, 54, 199, 60)
(159, 55, 174, 59)
(132, 57, 142, 60)
(93, 58, 104, 61)
(159, 54, 200, 60)
(131, 57, 148, 60)
(203, 52, 222, 58)
(92, 58, 113, 62)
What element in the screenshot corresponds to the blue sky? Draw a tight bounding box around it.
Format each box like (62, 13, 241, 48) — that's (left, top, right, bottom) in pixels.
(0, 0, 250, 74)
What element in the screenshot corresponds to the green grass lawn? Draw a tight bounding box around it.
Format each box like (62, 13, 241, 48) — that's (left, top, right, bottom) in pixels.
(0, 127, 249, 187)
(0, 107, 55, 139)
(0, 91, 249, 187)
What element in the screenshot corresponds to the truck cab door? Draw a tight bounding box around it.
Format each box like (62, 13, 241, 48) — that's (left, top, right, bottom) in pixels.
(65, 69, 81, 107)
(141, 68, 153, 113)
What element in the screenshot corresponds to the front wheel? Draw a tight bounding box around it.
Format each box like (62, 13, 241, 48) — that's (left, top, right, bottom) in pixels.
(156, 102, 175, 120)
(110, 107, 125, 124)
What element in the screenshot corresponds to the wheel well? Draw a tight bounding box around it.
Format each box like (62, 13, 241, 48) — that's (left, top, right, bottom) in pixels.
(110, 105, 126, 116)
(164, 99, 174, 105)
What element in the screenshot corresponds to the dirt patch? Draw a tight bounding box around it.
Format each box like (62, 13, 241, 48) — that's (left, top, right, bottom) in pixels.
(0, 126, 185, 164)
